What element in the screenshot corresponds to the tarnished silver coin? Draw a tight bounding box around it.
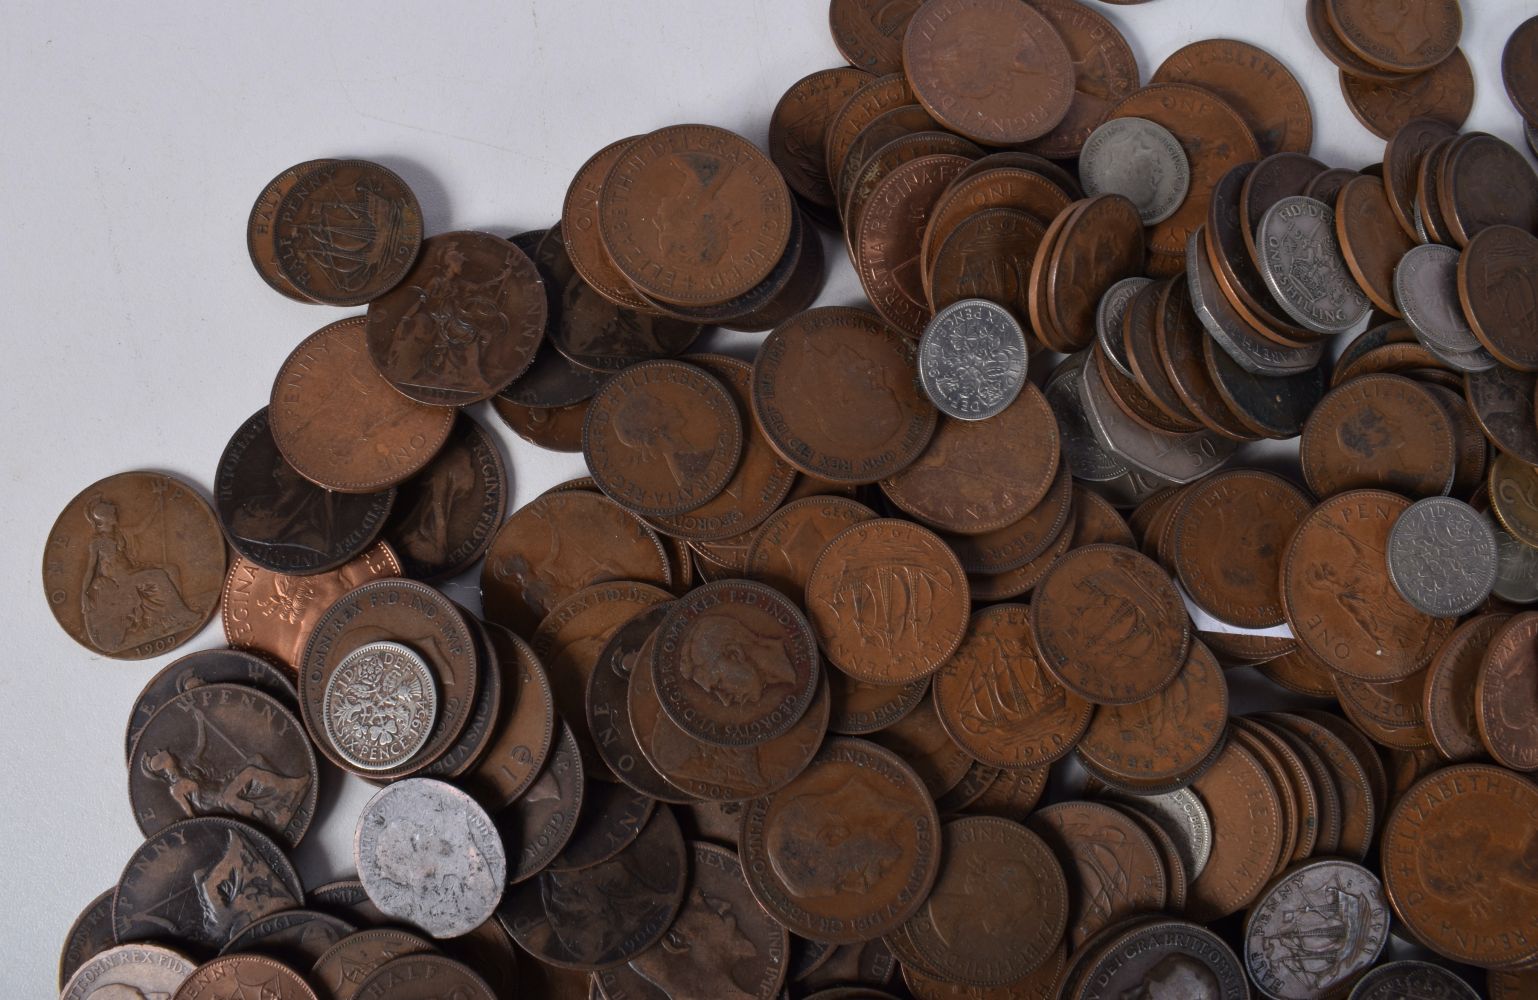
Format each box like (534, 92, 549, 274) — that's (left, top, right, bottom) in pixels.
(1093, 465, 1178, 508)
(1186, 229, 1324, 377)
(1244, 860, 1389, 1000)
(1256, 196, 1370, 335)
(323, 641, 438, 772)
(354, 778, 506, 938)
(1347, 961, 1480, 1000)
(1095, 277, 1151, 379)
(1394, 244, 1490, 359)
(1044, 351, 1128, 483)
(61, 943, 195, 1000)
(917, 299, 1029, 421)
(1094, 786, 1213, 880)
(1484, 511, 1538, 605)
(1386, 497, 1497, 617)
(1080, 117, 1190, 225)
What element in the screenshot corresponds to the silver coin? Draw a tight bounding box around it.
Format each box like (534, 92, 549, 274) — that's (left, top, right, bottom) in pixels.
(1244, 860, 1389, 1000)
(1418, 335, 1500, 374)
(1089, 466, 1176, 508)
(61, 943, 196, 1000)
(1095, 277, 1151, 378)
(354, 778, 507, 938)
(1094, 787, 1213, 880)
(324, 641, 438, 772)
(1347, 960, 1480, 1000)
(1483, 511, 1538, 604)
(1414, 201, 1430, 244)
(1044, 351, 1128, 482)
(917, 299, 1029, 421)
(1256, 196, 1370, 335)
(1386, 497, 1497, 617)
(1080, 117, 1190, 225)
(1185, 229, 1323, 377)
(1394, 244, 1487, 355)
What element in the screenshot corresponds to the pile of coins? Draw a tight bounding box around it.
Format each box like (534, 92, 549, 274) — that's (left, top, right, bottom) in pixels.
(42, 2, 1538, 999)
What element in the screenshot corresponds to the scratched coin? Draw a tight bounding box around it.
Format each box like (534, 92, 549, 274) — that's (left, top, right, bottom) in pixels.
(1079, 117, 1190, 225)
(1385, 496, 1497, 617)
(916, 299, 1029, 421)
(1243, 859, 1389, 1000)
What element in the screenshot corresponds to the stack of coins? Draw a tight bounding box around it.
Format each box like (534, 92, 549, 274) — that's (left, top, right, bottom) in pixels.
(43, 2, 1538, 999)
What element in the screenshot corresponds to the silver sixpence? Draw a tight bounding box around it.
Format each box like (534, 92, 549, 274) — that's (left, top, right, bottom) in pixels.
(1095, 276, 1151, 379)
(1484, 511, 1538, 604)
(917, 299, 1029, 421)
(1386, 497, 1497, 617)
(1044, 351, 1128, 482)
(1256, 196, 1370, 335)
(61, 943, 195, 1000)
(1394, 244, 1489, 357)
(1095, 787, 1213, 880)
(1347, 960, 1480, 1000)
(1244, 860, 1389, 1000)
(324, 641, 438, 772)
(1080, 117, 1190, 225)
(354, 778, 506, 938)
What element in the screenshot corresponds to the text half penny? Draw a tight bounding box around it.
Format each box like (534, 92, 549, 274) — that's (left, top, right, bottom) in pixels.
(1028, 801, 1164, 948)
(1459, 225, 1538, 372)
(1326, 0, 1462, 75)
(1337, 174, 1416, 316)
(743, 494, 878, 602)
(1021, 0, 1140, 159)
(245, 158, 332, 303)
(1299, 374, 1455, 499)
(44, 470, 226, 660)
(1031, 544, 1191, 706)
(856, 153, 972, 337)
(1476, 612, 1538, 772)
(1340, 49, 1474, 141)
(1152, 39, 1313, 157)
(1282, 489, 1456, 682)
(770, 67, 873, 209)
(805, 518, 969, 685)
(739, 737, 941, 944)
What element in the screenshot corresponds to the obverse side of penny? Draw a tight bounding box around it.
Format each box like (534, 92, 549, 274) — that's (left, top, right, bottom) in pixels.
(58, 889, 116, 991)
(744, 495, 877, 601)
(1337, 174, 1415, 315)
(1477, 612, 1538, 772)
(382, 413, 506, 581)
(1024, 0, 1139, 158)
(44, 470, 226, 660)
(1340, 49, 1473, 141)
(1029, 801, 1165, 948)
(1153, 39, 1313, 156)
(1460, 224, 1538, 371)
(771, 67, 872, 208)
(498, 721, 586, 882)
(1326, 0, 1462, 74)
(62, 943, 195, 1000)
(1244, 859, 1388, 1000)
(1186, 740, 1284, 922)
(828, 0, 920, 74)
(1300, 374, 1455, 499)
(1424, 613, 1510, 762)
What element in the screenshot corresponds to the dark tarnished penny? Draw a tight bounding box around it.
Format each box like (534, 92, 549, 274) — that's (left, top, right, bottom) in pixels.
(114, 816, 303, 952)
(827, 668, 927, 736)
(382, 413, 505, 581)
(1506, 15, 1538, 125)
(480, 489, 670, 635)
(1477, 612, 1538, 772)
(740, 737, 940, 944)
(1326, 0, 1462, 74)
(1283, 489, 1455, 682)
(561, 136, 653, 311)
(744, 494, 878, 601)
(546, 781, 655, 874)
(246, 158, 332, 303)
(126, 648, 297, 762)
(499, 804, 688, 970)
(1155, 277, 1260, 441)
(216, 407, 392, 576)
(306, 879, 387, 927)
(1465, 364, 1538, 467)
(269, 317, 454, 493)
(272, 159, 422, 307)
(1384, 117, 1458, 238)
(57, 889, 117, 991)
(805, 518, 968, 685)
(1170, 470, 1312, 628)
(933, 604, 1091, 770)
(1300, 374, 1455, 499)
(1023, 0, 1139, 159)
(463, 624, 556, 811)
(491, 397, 589, 452)
(312, 928, 435, 1000)
(1121, 279, 1202, 432)
(587, 603, 693, 802)
(855, 153, 971, 336)
(1202, 164, 1320, 345)
(771, 67, 873, 209)
(825, 73, 915, 191)
(496, 720, 585, 883)
(351, 955, 496, 1000)
(1338, 174, 1416, 315)
(172, 954, 318, 999)
(1186, 740, 1285, 922)
(1153, 39, 1313, 157)
(1243, 859, 1389, 999)
(1459, 224, 1538, 371)
(828, 0, 920, 75)
(220, 907, 354, 969)
(1340, 49, 1474, 141)
(1361, 963, 1483, 1000)
(130, 683, 317, 849)
(1382, 763, 1538, 967)
(1031, 544, 1191, 705)
(44, 471, 226, 660)
(1029, 801, 1164, 948)
(1045, 194, 1145, 352)
(1424, 613, 1509, 762)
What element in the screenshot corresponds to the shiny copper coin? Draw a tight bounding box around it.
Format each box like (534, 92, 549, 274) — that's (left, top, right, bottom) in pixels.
(1300, 374, 1455, 498)
(172, 954, 318, 1000)
(1022, 0, 1139, 159)
(944, 461, 1073, 576)
(829, 0, 921, 75)
(1337, 173, 1416, 315)
(245, 158, 331, 303)
(1029, 801, 1165, 948)
(1044, 194, 1145, 352)
(490, 397, 588, 452)
(1459, 225, 1538, 371)
(926, 207, 1045, 326)
(1477, 612, 1538, 772)
(856, 153, 971, 336)
(1326, 0, 1462, 75)
(1031, 544, 1190, 705)
(933, 604, 1092, 770)
(1423, 613, 1510, 762)
(44, 471, 226, 660)
(462, 624, 555, 810)
(1282, 489, 1455, 682)
(1153, 39, 1313, 156)
(752, 306, 937, 484)
(1185, 739, 1285, 922)
(771, 67, 873, 209)
(744, 494, 877, 601)
(272, 159, 422, 307)
(1340, 49, 1473, 141)
(806, 518, 969, 684)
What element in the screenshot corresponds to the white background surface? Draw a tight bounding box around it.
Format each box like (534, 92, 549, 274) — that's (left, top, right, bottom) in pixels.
(2, 0, 1533, 993)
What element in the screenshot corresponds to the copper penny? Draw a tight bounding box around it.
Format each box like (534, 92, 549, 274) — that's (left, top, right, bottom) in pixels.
(1382, 763, 1538, 967)
(57, 889, 117, 991)
(561, 136, 654, 311)
(351, 955, 495, 1000)
(245, 158, 331, 303)
(1326, 0, 1462, 75)
(1154, 277, 1261, 442)
(1505, 15, 1538, 125)
(1383, 117, 1458, 238)
(752, 306, 937, 484)
(44, 470, 226, 660)
(1170, 470, 1312, 628)
(1029, 801, 1165, 948)
(806, 518, 969, 685)
(1415, 134, 1460, 246)
(1185, 739, 1285, 922)
(964, 504, 1075, 604)
(1122, 279, 1203, 432)
(771, 67, 873, 209)
(491, 397, 589, 453)
(824, 73, 915, 190)
(497, 720, 585, 883)
(1340, 49, 1474, 141)
(828, 669, 927, 736)
(1300, 374, 1456, 498)
(599, 124, 791, 307)
(1031, 543, 1191, 706)
(855, 153, 971, 336)
(1258, 647, 1336, 697)
(1423, 613, 1510, 762)
(1153, 39, 1313, 156)
(1336, 669, 1433, 749)
(1491, 451, 1538, 549)
(1477, 612, 1538, 772)
(739, 737, 941, 944)
(744, 494, 878, 601)
(869, 693, 974, 798)
(1269, 710, 1381, 862)
(1459, 224, 1538, 371)
(172, 954, 318, 1000)
(1227, 723, 1309, 869)
(838, 109, 947, 219)
(462, 624, 555, 810)
(924, 168, 1073, 294)
(1022, 0, 1139, 159)
(380, 413, 505, 581)
(933, 604, 1091, 770)
(1493, 969, 1538, 1000)
(312, 928, 435, 1000)
(944, 461, 1073, 576)
(1199, 631, 1294, 665)
(926, 207, 1045, 326)
(1337, 174, 1416, 315)
(1044, 194, 1145, 352)
(829, 0, 921, 75)
(272, 159, 422, 307)
(1307, 0, 1412, 81)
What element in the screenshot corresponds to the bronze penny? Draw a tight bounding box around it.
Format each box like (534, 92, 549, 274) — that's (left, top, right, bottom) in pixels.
(561, 136, 653, 311)
(828, 669, 927, 736)
(1506, 15, 1538, 125)
(599, 124, 791, 308)
(463, 624, 555, 810)
(740, 737, 941, 944)
(944, 461, 1073, 576)
(417, 916, 520, 989)
(1269, 710, 1381, 862)
(1415, 134, 1459, 246)
(312, 928, 435, 1000)
(584, 604, 692, 803)
(1307, 0, 1411, 81)
(172, 954, 318, 1000)
(1299, 373, 1456, 498)
(1340, 49, 1474, 142)
(1465, 364, 1538, 467)
(752, 306, 937, 484)
(923, 168, 1074, 295)
(1383, 117, 1458, 238)
(1336, 669, 1433, 750)
(771, 67, 873, 209)
(221, 542, 400, 673)
(381, 413, 505, 581)
(829, 0, 921, 75)
(1459, 224, 1538, 371)
(1256, 719, 1348, 859)
(963, 766, 1050, 826)
(926, 207, 1045, 326)
(1107, 83, 1261, 257)
(351, 955, 495, 1000)
(1199, 631, 1294, 665)
(57, 889, 116, 991)
(952, 149, 1082, 199)
(1153, 39, 1313, 157)
(497, 720, 586, 883)
(1203, 164, 1319, 343)
(245, 158, 331, 303)
(220, 908, 354, 970)
(964, 498, 1076, 603)
(272, 159, 422, 307)
(1337, 174, 1416, 315)
(869, 693, 974, 798)
(1494, 969, 1538, 1000)
(1282, 489, 1456, 682)
(1029, 801, 1165, 948)
(491, 397, 589, 452)
(305, 879, 387, 927)
(933, 604, 1091, 770)
(1382, 763, 1538, 967)
(838, 110, 948, 220)
(825, 73, 916, 190)
(1477, 612, 1538, 772)
(1257, 647, 1336, 697)
(1423, 613, 1510, 762)
(269, 317, 454, 493)
(1326, 0, 1462, 75)
(1170, 470, 1312, 628)
(546, 780, 655, 874)
(44, 470, 226, 660)
(1123, 280, 1203, 432)
(1115, 806, 1189, 915)
(1031, 543, 1191, 706)
(743, 494, 878, 601)
(1185, 739, 1285, 923)
(1154, 278, 1260, 441)
(1022, 0, 1139, 159)
(856, 153, 971, 336)
(1491, 451, 1538, 549)
(1045, 194, 1145, 352)
(1424, 384, 1487, 496)
(806, 518, 969, 685)
(1227, 722, 1312, 869)
(1071, 488, 1134, 548)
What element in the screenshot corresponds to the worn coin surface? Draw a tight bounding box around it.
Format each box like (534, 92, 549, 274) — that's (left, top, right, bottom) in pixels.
(770, 66, 872, 209)
(381, 413, 506, 581)
(1326, 0, 1461, 74)
(1186, 740, 1284, 922)
(561, 136, 652, 311)
(497, 720, 585, 882)
(1477, 612, 1538, 772)
(917, 299, 1028, 421)
(944, 461, 1074, 576)
(322, 641, 437, 773)
(312, 928, 436, 1000)
(1029, 801, 1165, 948)
(1351, 961, 1481, 1000)
(1299, 374, 1455, 499)
(1022, 0, 1138, 158)
(351, 954, 496, 1000)
(1340, 48, 1474, 141)
(1244, 859, 1388, 1000)
(61, 943, 195, 1000)
(1459, 224, 1538, 371)
(1079, 117, 1189, 225)
(354, 778, 505, 938)
(125, 648, 297, 762)
(1385, 496, 1496, 617)
(1256, 195, 1370, 335)
(1395, 243, 1483, 356)
(58, 889, 117, 991)
(1493, 451, 1538, 551)
(1153, 38, 1313, 156)
(219, 907, 354, 969)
